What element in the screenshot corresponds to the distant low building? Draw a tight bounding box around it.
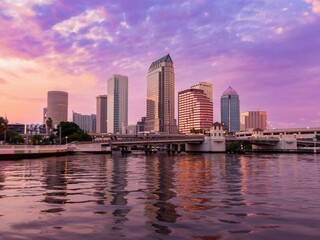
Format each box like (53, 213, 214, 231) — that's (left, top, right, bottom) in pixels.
(127, 124, 137, 134)
(137, 117, 146, 133)
(240, 111, 267, 130)
(7, 124, 25, 135)
(26, 124, 47, 135)
(72, 111, 96, 133)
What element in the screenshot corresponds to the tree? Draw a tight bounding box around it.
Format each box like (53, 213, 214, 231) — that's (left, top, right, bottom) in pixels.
(31, 135, 43, 145)
(46, 117, 53, 134)
(57, 121, 92, 143)
(0, 116, 8, 142)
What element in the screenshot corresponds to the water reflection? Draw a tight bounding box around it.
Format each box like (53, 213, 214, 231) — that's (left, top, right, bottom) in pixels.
(0, 153, 319, 240)
(144, 154, 179, 235)
(176, 154, 214, 215)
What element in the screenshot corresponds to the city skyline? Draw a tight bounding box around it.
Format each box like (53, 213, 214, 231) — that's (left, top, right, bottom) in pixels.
(0, 0, 319, 128)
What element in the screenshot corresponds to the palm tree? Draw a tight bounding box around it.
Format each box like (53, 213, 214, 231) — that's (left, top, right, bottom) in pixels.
(46, 117, 53, 135)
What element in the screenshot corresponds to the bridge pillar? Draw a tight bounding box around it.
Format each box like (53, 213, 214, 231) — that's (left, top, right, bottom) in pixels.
(177, 144, 182, 153)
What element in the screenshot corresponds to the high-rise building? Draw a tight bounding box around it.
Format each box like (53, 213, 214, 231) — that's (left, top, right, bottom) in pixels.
(190, 82, 213, 102)
(178, 89, 213, 134)
(190, 81, 214, 120)
(107, 74, 128, 134)
(47, 91, 68, 126)
(220, 86, 240, 132)
(240, 111, 267, 130)
(72, 111, 96, 133)
(96, 95, 108, 133)
(146, 54, 176, 133)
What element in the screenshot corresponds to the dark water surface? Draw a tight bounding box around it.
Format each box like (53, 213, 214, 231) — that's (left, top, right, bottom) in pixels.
(0, 153, 319, 240)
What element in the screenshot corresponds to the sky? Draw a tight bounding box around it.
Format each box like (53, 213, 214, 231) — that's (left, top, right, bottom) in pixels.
(0, 0, 319, 129)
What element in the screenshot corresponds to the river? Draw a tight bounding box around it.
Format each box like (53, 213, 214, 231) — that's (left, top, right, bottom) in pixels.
(0, 152, 319, 240)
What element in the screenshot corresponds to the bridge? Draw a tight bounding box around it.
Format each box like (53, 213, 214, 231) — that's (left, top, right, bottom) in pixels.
(226, 136, 279, 146)
(73, 134, 318, 154)
(74, 134, 205, 153)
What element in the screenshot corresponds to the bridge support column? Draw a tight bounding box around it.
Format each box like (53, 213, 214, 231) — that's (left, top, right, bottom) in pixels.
(177, 144, 182, 153)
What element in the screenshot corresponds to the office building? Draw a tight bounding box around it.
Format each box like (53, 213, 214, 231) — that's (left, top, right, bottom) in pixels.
(72, 111, 96, 133)
(146, 54, 177, 133)
(47, 91, 68, 126)
(7, 124, 25, 135)
(190, 82, 213, 102)
(96, 95, 108, 133)
(107, 74, 128, 134)
(240, 111, 267, 130)
(220, 86, 240, 132)
(26, 124, 46, 135)
(137, 117, 146, 133)
(178, 88, 213, 134)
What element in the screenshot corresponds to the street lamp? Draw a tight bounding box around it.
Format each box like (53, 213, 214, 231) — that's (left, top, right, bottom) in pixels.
(65, 136, 68, 145)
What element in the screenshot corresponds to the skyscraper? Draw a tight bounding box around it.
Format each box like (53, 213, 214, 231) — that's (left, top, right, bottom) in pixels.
(146, 54, 176, 133)
(96, 95, 108, 133)
(107, 74, 128, 134)
(240, 111, 267, 130)
(178, 88, 213, 134)
(190, 82, 213, 102)
(220, 86, 240, 132)
(190, 81, 214, 120)
(47, 91, 68, 126)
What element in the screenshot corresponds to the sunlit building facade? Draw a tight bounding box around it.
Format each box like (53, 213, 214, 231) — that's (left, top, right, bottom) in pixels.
(240, 111, 267, 130)
(96, 95, 108, 133)
(220, 86, 240, 132)
(146, 54, 177, 133)
(47, 91, 68, 126)
(178, 89, 213, 134)
(190, 82, 213, 102)
(107, 74, 128, 134)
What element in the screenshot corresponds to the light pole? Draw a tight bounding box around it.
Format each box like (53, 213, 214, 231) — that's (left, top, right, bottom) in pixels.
(65, 136, 68, 145)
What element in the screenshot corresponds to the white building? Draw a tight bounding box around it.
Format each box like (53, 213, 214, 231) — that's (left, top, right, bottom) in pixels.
(72, 112, 96, 133)
(107, 74, 128, 134)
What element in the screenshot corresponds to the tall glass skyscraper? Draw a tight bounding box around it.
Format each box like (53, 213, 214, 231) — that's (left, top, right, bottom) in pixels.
(146, 54, 176, 133)
(107, 74, 128, 134)
(220, 86, 240, 132)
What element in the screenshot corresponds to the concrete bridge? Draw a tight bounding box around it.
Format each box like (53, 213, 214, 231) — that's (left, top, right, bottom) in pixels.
(74, 134, 205, 153)
(73, 134, 318, 154)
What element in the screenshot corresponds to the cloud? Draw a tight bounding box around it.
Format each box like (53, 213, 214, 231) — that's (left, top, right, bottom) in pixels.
(304, 0, 320, 13)
(51, 7, 107, 37)
(0, 77, 7, 84)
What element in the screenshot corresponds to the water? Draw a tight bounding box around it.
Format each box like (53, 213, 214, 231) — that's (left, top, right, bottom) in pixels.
(0, 153, 319, 240)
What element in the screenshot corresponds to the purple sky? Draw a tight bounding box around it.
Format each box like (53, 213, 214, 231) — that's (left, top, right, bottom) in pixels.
(0, 0, 319, 128)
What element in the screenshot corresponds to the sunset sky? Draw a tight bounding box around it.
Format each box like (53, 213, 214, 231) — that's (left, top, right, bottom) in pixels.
(0, 0, 319, 128)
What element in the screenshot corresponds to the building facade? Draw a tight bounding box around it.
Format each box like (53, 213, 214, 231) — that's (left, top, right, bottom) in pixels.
(47, 91, 68, 126)
(190, 82, 213, 102)
(146, 54, 176, 134)
(72, 111, 96, 133)
(240, 111, 267, 130)
(107, 74, 128, 134)
(26, 124, 46, 135)
(178, 88, 213, 134)
(96, 95, 108, 133)
(220, 86, 240, 132)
